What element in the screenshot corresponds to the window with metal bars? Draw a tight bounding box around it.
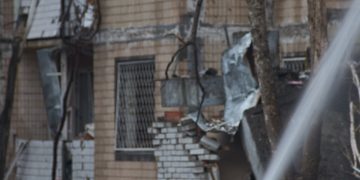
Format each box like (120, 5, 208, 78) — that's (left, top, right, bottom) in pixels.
(282, 57, 307, 72)
(115, 57, 155, 161)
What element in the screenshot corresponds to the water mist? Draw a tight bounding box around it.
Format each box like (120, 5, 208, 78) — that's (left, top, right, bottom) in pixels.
(263, 1, 360, 179)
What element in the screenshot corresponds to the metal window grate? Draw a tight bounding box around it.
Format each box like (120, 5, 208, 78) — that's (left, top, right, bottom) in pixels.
(283, 57, 306, 72)
(115, 60, 155, 151)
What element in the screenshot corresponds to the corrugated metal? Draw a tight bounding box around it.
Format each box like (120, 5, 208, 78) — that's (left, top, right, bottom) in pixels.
(27, 0, 61, 40)
(36, 48, 62, 136)
(161, 77, 225, 107)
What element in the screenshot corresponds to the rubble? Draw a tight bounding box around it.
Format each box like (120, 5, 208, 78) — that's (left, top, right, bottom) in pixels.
(82, 123, 95, 140)
(200, 136, 221, 152)
(241, 79, 304, 179)
(182, 33, 260, 135)
(221, 33, 260, 134)
(148, 119, 220, 180)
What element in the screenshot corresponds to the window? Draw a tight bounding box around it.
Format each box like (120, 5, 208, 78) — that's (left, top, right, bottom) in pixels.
(282, 51, 307, 72)
(115, 57, 155, 161)
(282, 56, 306, 72)
(74, 70, 94, 136)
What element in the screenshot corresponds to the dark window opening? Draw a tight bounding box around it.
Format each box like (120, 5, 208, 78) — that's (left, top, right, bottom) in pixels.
(72, 52, 94, 138)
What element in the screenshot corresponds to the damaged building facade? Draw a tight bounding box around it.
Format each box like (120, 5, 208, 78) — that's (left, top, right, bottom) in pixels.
(0, 0, 353, 180)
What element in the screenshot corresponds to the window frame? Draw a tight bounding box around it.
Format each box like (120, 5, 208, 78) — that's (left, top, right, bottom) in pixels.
(114, 56, 156, 161)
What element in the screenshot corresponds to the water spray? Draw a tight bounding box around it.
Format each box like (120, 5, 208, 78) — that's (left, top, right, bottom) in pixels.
(263, 1, 360, 179)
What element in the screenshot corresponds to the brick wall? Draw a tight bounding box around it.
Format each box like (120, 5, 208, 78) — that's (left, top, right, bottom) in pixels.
(93, 1, 307, 179)
(203, 0, 249, 25)
(201, 36, 227, 118)
(202, 37, 227, 72)
(0, 0, 13, 115)
(202, 0, 310, 58)
(70, 141, 95, 180)
(11, 50, 50, 140)
(2, 0, 14, 36)
(1, 1, 50, 143)
(275, 0, 308, 26)
(149, 121, 219, 180)
(16, 140, 63, 180)
(202, 0, 325, 28)
(0, 46, 9, 111)
(0, 0, 353, 180)
(94, 0, 354, 179)
(326, 0, 351, 9)
(274, 1, 307, 57)
(94, 39, 182, 180)
(100, 0, 183, 29)
(279, 25, 309, 57)
(16, 139, 95, 180)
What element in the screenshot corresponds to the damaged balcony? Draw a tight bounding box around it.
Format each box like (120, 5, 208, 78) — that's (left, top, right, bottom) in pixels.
(157, 31, 304, 179)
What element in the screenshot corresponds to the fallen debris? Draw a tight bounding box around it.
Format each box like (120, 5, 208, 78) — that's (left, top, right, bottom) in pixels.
(221, 33, 260, 134)
(200, 136, 221, 152)
(182, 33, 260, 135)
(148, 120, 220, 180)
(82, 123, 95, 140)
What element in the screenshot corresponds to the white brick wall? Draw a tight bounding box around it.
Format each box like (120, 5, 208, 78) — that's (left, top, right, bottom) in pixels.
(149, 121, 220, 180)
(16, 140, 63, 180)
(69, 140, 94, 180)
(16, 139, 94, 180)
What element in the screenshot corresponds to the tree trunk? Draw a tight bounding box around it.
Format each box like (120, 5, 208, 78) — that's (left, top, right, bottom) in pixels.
(0, 41, 20, 180)
(246, 0, 281, 151)
(301, 0, 328, 179)
(307, 0, 327, 67)
(0, 0, 3, 108)
(265, 0, 274, 29)
(0, 16, 26, 180)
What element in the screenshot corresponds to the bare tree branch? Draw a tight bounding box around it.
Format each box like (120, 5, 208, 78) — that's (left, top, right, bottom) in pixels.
(301, 1, 328, 179)
(51, 51, 78, 180)
(347, 62, 360, 178)
(0, 16, 28, 180)
(350, 102, 360, 167)
(246, 0, 281, 150)
(164, 0, 206, 122)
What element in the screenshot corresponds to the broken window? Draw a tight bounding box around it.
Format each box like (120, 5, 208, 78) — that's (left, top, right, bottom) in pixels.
(70, 52, 94, 138)
(115, 57, 155, 161)
(74, 70, 94, 136)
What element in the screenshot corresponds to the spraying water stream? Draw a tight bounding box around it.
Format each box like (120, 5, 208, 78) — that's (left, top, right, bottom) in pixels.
(263, 1, 360, 179)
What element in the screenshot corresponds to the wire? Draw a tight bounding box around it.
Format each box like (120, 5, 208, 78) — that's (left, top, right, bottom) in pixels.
(51, 48, 79, 180)
(192, 43, 206, 124)
(165, 0, 206, 124)
(60, 0, 101, 45)
(165, 42, 192, 80)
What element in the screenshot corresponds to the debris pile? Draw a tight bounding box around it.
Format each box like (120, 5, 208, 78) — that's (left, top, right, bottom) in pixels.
(148, 118, 220, 180)
(161, 33, 260, 135)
